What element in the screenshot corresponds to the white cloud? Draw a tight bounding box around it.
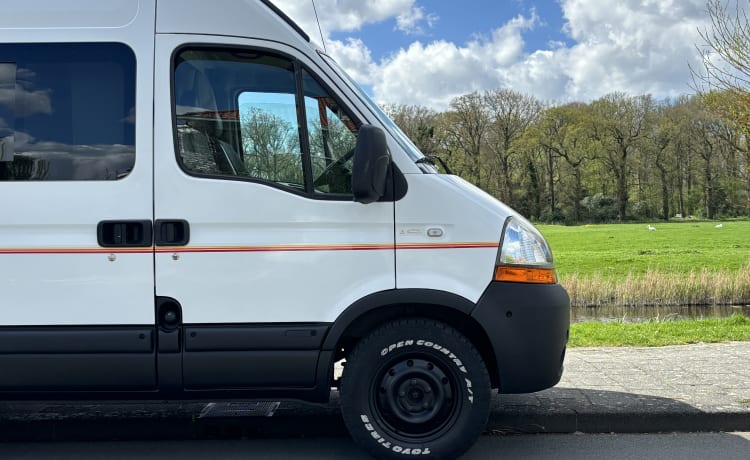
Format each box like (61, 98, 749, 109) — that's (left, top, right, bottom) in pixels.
(326, 38, 378, 85)
(273, 0, 416, 47)
(395, 6, 438, 35)
(273, 0, 712, 109)
(376, 40, 493, 108)
(0, 64, 53, 117)
(371, 12, 538, 108)
(555, 0, 708, 101)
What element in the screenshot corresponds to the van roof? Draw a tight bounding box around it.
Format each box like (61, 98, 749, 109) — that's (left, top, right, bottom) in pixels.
(0, 0, 313, 55)
(259, 0, 310, 43)
(156, 0, 314, 53)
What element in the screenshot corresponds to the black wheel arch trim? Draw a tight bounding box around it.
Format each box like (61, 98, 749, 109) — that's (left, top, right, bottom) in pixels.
(321, 289, 476, 351)
(317, 288, 501, 391)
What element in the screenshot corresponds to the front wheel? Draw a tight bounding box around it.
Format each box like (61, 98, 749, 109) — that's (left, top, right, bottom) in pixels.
(340, 318, 491, 460)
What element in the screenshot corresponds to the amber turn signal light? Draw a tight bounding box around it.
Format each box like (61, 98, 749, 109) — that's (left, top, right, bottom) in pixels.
(494, 266, 557, 284)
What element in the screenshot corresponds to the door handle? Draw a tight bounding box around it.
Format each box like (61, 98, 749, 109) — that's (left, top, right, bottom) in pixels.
(154, 220, 190, 246)
(97, 220, 153, 247)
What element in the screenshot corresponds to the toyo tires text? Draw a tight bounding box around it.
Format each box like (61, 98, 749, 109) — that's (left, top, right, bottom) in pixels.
(340, 318, 491, 460)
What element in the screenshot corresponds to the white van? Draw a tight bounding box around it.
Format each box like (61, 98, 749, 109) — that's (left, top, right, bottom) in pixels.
(0, 1, 569, 458)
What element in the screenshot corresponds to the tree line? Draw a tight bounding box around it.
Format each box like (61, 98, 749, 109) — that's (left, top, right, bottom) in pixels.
(384, 1, 750, 224)
(386, 90, 750, 224)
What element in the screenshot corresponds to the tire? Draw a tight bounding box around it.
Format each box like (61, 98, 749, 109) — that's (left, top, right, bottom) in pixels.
(340, 318, 491, 460)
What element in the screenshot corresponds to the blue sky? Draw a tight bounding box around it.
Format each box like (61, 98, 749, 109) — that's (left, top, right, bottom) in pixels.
(330, 0, 573, 59)
(275, 0, 713, 109)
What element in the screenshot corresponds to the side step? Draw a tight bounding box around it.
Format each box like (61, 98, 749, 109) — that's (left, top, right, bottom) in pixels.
(198, 401, 280, 418)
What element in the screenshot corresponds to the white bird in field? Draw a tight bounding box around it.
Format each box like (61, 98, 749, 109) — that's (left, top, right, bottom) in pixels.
(715, 223, 723, 228)
(647, 225, 656, 231)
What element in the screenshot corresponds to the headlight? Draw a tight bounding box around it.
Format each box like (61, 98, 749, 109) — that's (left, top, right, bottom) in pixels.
(494, 217, 557, 284)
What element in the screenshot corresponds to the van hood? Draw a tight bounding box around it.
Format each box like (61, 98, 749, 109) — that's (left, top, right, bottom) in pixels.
(436, 174, 534, 228)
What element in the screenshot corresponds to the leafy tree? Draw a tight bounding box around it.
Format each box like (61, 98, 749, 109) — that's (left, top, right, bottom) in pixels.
(644, 101, 678, 220)
(483, 88, 543, 207)
(580, 192, 618, 223)
(382, 89, 748, 223)
(688, 96, 728, 219)
(589, 93, 654, 222)
(529, 103, 592, 222)
(241, 108, 301, 184)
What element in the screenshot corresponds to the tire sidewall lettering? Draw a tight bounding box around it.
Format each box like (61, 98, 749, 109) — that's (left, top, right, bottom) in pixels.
(342, 320, 491, 460)
(379, 338, 473, 403)
(361, 414, 431, 456)
(380, 339, 468, 372)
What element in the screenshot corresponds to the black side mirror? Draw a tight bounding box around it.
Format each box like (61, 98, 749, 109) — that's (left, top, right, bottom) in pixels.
(352, 124, 390, 204)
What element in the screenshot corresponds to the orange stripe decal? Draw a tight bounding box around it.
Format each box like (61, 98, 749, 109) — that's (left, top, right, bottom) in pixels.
(396, 242, 497, 250)
(0, 242, 497, 255)
(155, 244, 394, 253)
(0, 247, 153, 255)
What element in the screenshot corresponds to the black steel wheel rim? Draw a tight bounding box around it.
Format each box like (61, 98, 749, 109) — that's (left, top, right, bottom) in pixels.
(372, 356, 461, 439)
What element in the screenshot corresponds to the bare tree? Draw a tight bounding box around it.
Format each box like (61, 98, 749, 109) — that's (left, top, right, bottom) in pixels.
(443, 92, 490, 187)
(483, 88, 542, 206)
(384, 104, 440, 155)
(692, 0, 750, 125)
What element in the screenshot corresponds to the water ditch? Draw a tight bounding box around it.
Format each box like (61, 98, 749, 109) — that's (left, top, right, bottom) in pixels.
(571, 304, 750, 322)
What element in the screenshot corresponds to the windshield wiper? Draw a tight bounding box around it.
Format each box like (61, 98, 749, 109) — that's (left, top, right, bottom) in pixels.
(416, 155, 453, 174)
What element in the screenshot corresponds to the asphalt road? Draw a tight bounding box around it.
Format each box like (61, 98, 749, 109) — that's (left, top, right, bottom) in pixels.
(1, 432, 749, 460)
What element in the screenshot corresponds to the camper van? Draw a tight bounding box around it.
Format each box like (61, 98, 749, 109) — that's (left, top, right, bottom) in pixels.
(0, 1, 569, 458)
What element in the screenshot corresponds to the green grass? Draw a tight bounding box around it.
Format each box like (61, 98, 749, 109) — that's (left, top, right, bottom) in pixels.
(569, 314, 750, 347)
(535, 221, 750, 345)
(537, 221, 750, 280)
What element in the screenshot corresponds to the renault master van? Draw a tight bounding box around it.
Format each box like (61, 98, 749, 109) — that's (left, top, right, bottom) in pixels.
(0, 1, 569, 458)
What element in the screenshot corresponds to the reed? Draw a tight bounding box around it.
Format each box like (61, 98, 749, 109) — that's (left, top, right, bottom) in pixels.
(561, 263, 750, 307)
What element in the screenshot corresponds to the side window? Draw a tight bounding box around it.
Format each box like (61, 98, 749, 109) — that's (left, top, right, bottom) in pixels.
(173, 47, 358, 196)
(0, 43, 136, 181)
(238, 92, 302, 187)
(303, 70, 357, 195)
(174, 50, 300, 187)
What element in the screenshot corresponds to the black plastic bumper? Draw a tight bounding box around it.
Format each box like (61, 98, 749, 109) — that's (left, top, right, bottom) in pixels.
(471, 282, 569, 394)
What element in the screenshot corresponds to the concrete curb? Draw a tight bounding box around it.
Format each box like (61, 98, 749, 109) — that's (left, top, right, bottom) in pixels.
(1, 397, 749, 442)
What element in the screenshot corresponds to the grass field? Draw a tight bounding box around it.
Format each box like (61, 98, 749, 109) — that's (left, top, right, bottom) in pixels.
(569, 314, 750, 347)
(536, 221, 750, 307)
(537, 220, 750, 279)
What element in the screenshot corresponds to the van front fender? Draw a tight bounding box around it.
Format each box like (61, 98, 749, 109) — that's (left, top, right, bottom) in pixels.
(321, 289, 475, 352)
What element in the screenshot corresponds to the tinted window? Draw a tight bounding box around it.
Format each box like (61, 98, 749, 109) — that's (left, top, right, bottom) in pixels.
(238, 91, 303, 187)
(303, 69, 357, 194)
(0, 43, 136, 181)
(173, 47, 358, 196)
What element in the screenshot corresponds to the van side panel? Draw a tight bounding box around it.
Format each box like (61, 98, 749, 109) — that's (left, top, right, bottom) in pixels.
(395, 175, 503, 303)
(151, 33, 395, 391)
(0, 3, 156, 327)
(152, 34, 396, 324)
(0, 1, 158, 392)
